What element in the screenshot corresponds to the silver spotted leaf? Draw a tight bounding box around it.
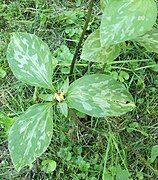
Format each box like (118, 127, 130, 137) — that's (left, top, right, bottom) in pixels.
(100, 0, 112, 11)
(100, 0, 106, 11)
(67, 74, 135, 117)
(7, 32, 54, 89)
(135, 29, 158, 53)
(8, 103, 53, 171)
(81, 30, 121, 63)
(100, 0, 157, 46)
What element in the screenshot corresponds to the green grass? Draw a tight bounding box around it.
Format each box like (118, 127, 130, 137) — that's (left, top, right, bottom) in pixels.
(1, 0, 158, 179)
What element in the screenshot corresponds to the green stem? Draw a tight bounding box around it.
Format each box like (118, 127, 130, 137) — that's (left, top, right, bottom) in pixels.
(69, 0, 95, 80)
(102, 134, 111, 180)
(108, 59, 152, 65)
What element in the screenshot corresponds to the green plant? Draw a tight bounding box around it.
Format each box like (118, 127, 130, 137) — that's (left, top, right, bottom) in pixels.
(40, 159, 57, 173)
(148, 145, 158, 163)
(0, 113, 14, 135)
(0, 67, 6, 79)
(5, 0, 158, 173)
(7, 32, 134, 171)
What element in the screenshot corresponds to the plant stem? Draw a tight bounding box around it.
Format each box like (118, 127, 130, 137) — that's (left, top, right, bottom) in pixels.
(69, 0, 95, 79)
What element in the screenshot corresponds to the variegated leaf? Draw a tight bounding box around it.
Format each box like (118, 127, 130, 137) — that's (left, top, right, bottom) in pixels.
(135, 29, 158, 53)
(7, 32, 54, 89)
(8, 103, 53, 171)
(67, 74, 135, 117)
(100, 0, 112, 11)
(100, 0, 106, 11)
(100, 0, 157, 46)
(81, 30, 121, 63)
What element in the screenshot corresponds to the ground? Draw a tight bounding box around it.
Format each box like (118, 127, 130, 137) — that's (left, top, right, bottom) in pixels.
(0, 0, 158, 179)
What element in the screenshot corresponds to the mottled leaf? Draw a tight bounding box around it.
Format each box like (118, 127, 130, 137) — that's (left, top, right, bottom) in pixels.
(100, 0, 106, 11)
(7, 32, 53, 89)
(100, 0, 112, 11)
(67, 74, 135, 117)
(81, 30, 121, 63)
(136, 29, 158, 53)
(100, 0, 157, 46)
(8, 103, 53, 171)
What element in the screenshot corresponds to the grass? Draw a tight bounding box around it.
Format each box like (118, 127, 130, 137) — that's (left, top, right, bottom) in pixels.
(1, 0, 158, 179)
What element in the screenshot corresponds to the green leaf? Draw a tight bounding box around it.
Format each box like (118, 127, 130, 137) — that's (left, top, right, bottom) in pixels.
(102, 171, 114, 180)
(100, 0, 106, 12)
(0, 113, 14, 133)
(53, 45, 73, 66)
(149, 145, 158, 163)
(57, 147, 72, 161)
(61, 67, 70, 74)
(81, 30, 121, 63)
(116, 166, 130, 180)
(135, 29, 158, 53)
(39, 94, 53, 102)
(119, 71, 129, 82)
(52, 56, 58, 71)
(100, 0, 112, 11)
(67, 74, 135, 117)
(144, 60, 158, 72)
(57, 101, 68, 117)
(8, 103, 53, 171)
(100, 0, 157, 46)
(60, 78, 69, 94)
(7, 32, 53, 89)
(41, 159, 57, 173)
(0, 67, 6, 79)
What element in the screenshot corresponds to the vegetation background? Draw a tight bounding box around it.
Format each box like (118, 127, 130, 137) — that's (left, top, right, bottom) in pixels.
(0, 0, 158, 179)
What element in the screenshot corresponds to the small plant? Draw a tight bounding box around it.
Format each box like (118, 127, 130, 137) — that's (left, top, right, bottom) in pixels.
(6, 0, 158, 172)
(40, 159, 57, 173)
